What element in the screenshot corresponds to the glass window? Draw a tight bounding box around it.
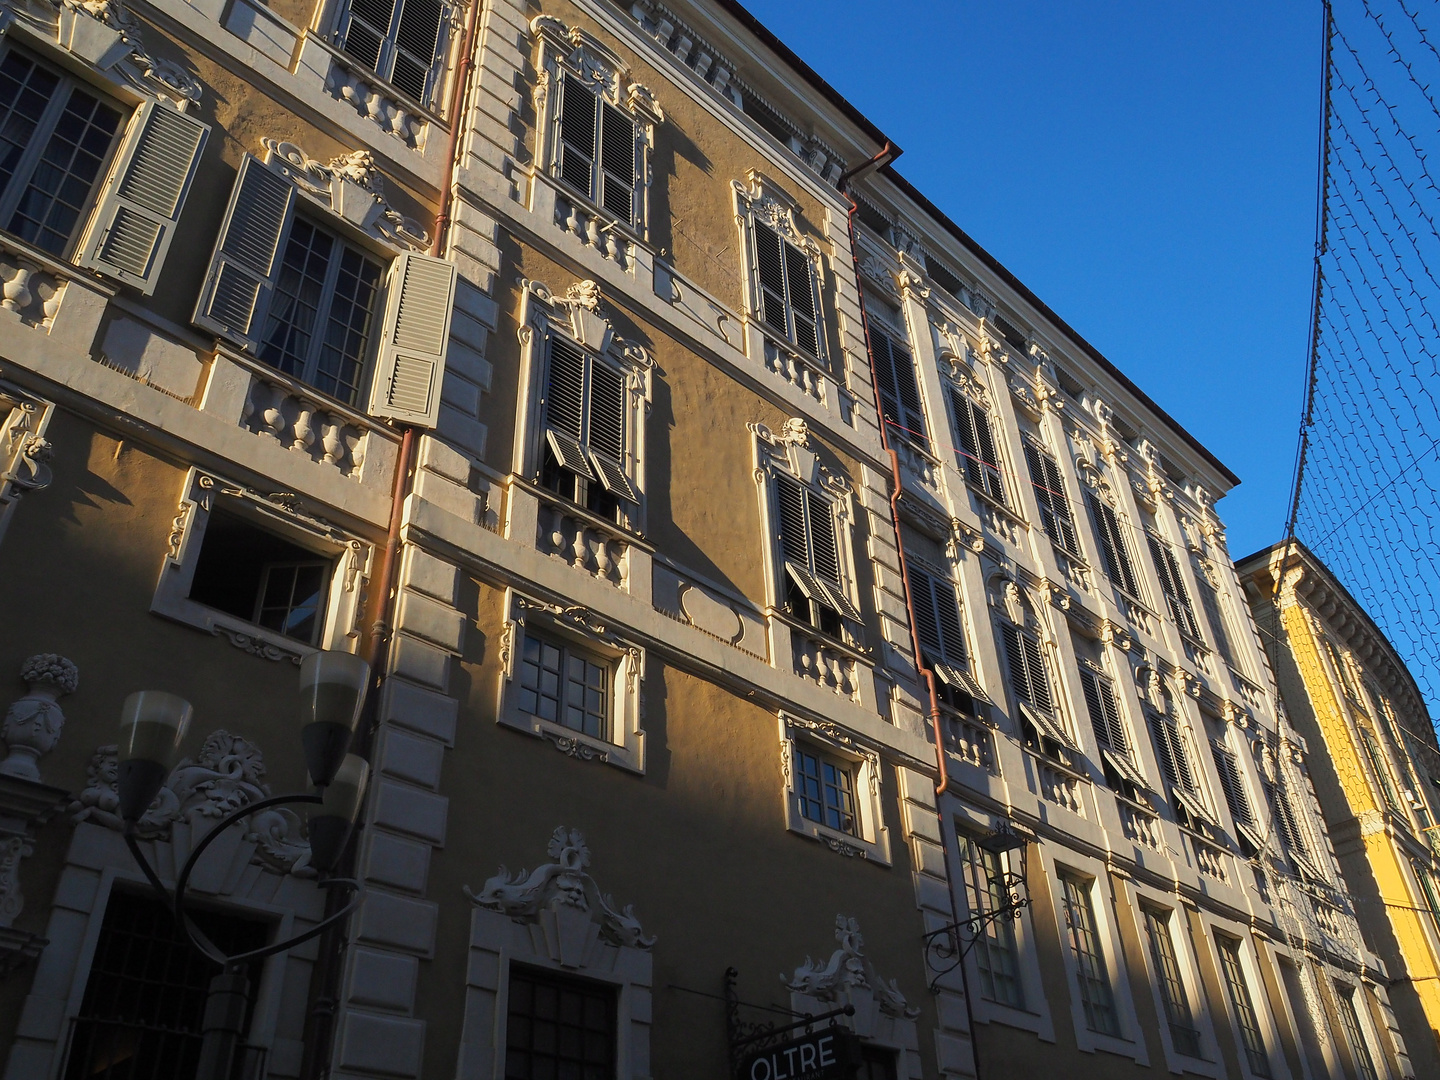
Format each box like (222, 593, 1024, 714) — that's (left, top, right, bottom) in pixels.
(959, 836, 1024, 1007)
(795, 747, 858, 836)
(188, 508, 334, 646)
(258, 216, 383, 406)
(1217, 936, 1271, 1077)
(517, 632, 609, 741)
(1335, 983, 1379, 1080)
(1143, 908, 1202, 1058)
(504, 966, 616, 1080)
(63, 890, 268, 1080)
(857, 1046, 898, 1080)
(0, 45, 123, 257)
(1059, 873, 1120, 1036)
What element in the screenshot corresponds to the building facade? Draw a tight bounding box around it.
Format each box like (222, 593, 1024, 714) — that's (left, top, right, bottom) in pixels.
(0, 0, 1414, 1077)
(1239, 541, 1440, 1077)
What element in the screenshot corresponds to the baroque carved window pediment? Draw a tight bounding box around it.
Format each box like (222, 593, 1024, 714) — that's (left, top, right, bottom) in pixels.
(733, 169, 819, 258)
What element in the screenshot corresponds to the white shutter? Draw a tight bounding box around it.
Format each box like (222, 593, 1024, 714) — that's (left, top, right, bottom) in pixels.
(368, 251, 456, 427)
(193, 155, 295, 350)
(78, 100, 209, 295)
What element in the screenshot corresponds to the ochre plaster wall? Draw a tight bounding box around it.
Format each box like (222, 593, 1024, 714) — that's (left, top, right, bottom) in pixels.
(411, 584, 937, 1078)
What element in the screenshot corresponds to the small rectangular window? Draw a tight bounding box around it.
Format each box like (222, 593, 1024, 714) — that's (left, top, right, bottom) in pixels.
(1087, 493, 1140, 596)
(1143, 908, 1202, 1058)
(960, 835, 1025, 1007)
(0, 46, 125, 258)
(504, 966, 616, 1080)
(1023, 440, 1080, 555)
(950, 387, 1006, 504)
(517, 631, 609, 741)
(188, 508, 334, 646)
(1147, 534, 1204, 641)
(751, 219, 821, 357)
(795, 747, 858, 836)
(1217, 936, 1271, 1077)
(868, 318, 929, 452)
(1059, 873, 1120, 1036)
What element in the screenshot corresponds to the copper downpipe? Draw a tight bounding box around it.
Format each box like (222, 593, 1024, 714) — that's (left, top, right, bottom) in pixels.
(300, 0, 483, 1073)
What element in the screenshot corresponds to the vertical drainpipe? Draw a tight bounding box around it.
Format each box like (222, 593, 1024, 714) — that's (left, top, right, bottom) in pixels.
(836, 145, 984, 1080)
(298, 0, 485, 1075)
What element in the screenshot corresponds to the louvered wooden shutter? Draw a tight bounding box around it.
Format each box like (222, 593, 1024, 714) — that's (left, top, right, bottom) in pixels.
(1025, 442, 1078, 553)
(752, 222, 789, 335)
(78, 100, 209, 294)
(785, 242, 820, 355)
(599, 101, 636, 224)
(1080, 669, 1126, 755)
(1001, 623, 1030, 706)
(1021, 629, 1051, 712)
(541, 335, 592, 476)
(873, 325, 926, 449)
(775, 472, 810, 567)
(193, 155, 295, 350)
(558, 75, 598, 198)
(389, 0, 445, 102)
(1148, 536, 1202, 639)
(971, 405, 1005, 503)
(933, 577, 966, 666)
(951, 387, 983, 489)
(807, 489, 840, 582)
(1198, 579, 1235, 666)
(871, 329, 901, 436)
(1149, 714, 1180, 788)
(909, 563, 944, 663)
(1211, 741, 1254, 827)
(587, 360, 635, 501)
(1089, 493, 1138, 595)
(368, 252, 456, 427)
(342, 0, 395, 73)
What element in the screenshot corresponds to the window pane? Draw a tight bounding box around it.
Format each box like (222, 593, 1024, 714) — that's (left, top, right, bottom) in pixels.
(1218, 937, 1271, 1077)
(0, 50, 60, 199)
(505, 967, 615, 1080)
(961, 838, 1024, 1007)
(1144, 909, 1201, 1057)
(314, 244, 382, 404)
(8, 84, 120, 254)
(1060, 875, 1119, 1036)
(260, 218, 333, 379)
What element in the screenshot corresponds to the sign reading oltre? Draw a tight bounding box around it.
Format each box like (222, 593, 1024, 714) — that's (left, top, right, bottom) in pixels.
(739, 1027, 862, 1080)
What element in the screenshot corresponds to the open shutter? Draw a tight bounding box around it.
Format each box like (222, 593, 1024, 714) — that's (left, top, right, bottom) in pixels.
(558, 75, 598, 198)
(870, 328, 901, 434)
(784, 241, 820, 355)
(1080, 669, 1127, 755)
(78, 100, 209, 295)
(805, 488, 857, 618)
(1211, 741, 1255, 828)
(934, 577, 966, 666)
(598, 101, 636, 224)
(1021, 630, 1052, 713)
(368, 252, 456, 427)
(752, 222, 789, 334)
(587, 360, 636, 502)
(1000, 623, 1031, 705)
(908, 563, 944, 662)
(775, 472, 810, 567)
(341, 0, 397, 73)
(540, 335, 593, 477)
(193, 155, 295, 351)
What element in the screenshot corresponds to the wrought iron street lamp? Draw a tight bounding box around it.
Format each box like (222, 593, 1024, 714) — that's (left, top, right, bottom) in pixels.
(923, 822, 1033, 993)
(116, 650, 372, 1080)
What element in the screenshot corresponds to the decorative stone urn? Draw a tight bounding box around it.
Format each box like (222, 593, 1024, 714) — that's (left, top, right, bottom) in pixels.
(0, 655, 79, 783)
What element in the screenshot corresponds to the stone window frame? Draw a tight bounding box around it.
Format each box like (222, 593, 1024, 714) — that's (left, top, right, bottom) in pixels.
(733, 169, 830, 370)
(0, 380, 54, 546)
(152, 466, 373, 664)
(944, 806, 1054, 1040)
(1119, 879, 1223, 1078)
(495, 588, 646, 774)
(529, 15, 663, 240)
(515, 278, 653, 535)
(1042, 849, 1149, 1065)
(778, 712, 891, 864)
(1205, 924, 1285, 1080)
(749, 419, 862, 640)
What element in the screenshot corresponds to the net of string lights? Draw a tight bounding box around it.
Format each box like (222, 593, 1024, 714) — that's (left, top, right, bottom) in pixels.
(1286, 0, 1440, 729)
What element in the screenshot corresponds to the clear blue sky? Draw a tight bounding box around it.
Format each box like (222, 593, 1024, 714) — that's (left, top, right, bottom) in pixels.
(742, 0, 1324, 559)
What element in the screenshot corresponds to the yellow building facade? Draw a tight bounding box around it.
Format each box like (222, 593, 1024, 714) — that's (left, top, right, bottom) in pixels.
(1239, 541, 1440, 1076)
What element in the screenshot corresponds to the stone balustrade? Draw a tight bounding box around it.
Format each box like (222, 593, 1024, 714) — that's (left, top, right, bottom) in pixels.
(1193, 839, 1229, 883)
(1039, 764, 1085, 816)
(0, 246, 64, 331)
(536, 497, 630, 588)
(791, 631, 860, 700)
(242, 377, 367, 474)
(1119, 801, 1161, 850)
(324, 56, 426, 148)
(894, 439, 942, 498)
(946, 714, 994, 772)
(762, 339, 824, 404)
(553, 193, 635, 271)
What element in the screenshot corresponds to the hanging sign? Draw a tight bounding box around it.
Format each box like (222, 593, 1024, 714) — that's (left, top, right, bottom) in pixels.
(739, 1026, 861, 1080)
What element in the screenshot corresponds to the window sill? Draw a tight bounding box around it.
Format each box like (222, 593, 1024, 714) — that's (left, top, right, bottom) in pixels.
(498, 710, 641, 773)
(531, 167, 650, 248)
(152, 596, 315, 664)
(215, 344, 398, 440)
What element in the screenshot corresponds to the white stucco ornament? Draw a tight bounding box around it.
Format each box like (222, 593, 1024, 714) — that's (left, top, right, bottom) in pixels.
(0, 654, 78, 782)
(464, 825, 655, 949)
(784, 915, 920, 1021)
